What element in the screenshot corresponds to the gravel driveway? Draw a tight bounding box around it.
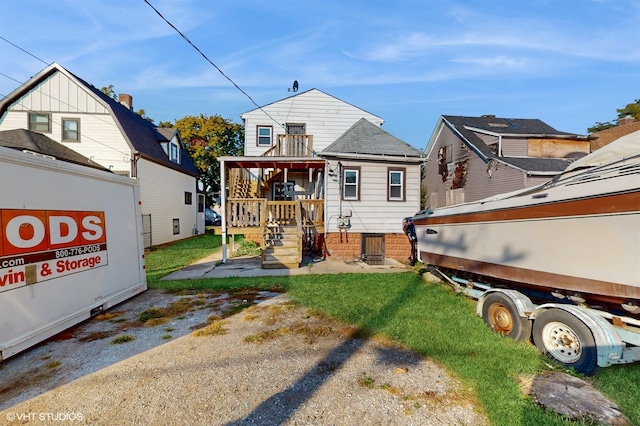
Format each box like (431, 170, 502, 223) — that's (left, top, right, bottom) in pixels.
(0, 289, 487, 425)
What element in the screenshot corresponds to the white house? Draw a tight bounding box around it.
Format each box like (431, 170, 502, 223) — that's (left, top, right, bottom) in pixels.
(219, 89, 426, 267)
(0, 63, 202, 247)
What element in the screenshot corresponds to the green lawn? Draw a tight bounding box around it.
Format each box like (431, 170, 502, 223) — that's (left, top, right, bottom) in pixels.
(146, 234, 640, 426)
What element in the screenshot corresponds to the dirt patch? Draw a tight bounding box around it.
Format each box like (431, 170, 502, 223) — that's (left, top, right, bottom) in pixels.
(0, 292, 487, 425)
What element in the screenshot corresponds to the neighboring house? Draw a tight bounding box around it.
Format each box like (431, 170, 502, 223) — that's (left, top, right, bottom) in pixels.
(590, 117, 640, 151)
(423, 115, 592, 208)
(0, 128, 110, 172)
(218, 89, 425, 268)
(0, 62, 201, 247)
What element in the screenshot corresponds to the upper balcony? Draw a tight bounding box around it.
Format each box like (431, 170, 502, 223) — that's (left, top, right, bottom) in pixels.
(263, 134, 314, 157)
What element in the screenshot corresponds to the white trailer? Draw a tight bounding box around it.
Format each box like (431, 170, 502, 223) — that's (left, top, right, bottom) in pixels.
(0, 147, 147, 361)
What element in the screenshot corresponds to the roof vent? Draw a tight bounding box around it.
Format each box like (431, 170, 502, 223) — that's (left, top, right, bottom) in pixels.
(488, 122, 508, 128)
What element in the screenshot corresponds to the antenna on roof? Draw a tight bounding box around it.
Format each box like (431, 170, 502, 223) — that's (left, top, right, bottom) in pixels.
(288, 80, 299, 92)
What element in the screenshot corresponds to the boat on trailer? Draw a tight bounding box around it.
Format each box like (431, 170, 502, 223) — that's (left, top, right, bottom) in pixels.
(410, 132, 640, 374)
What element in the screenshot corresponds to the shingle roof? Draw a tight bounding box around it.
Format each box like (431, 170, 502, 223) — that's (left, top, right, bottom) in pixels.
(322, 118, 425, 158)
(0, 128, 110, 171)
(440, 115, 586, 173)
(591, 121, 640, 150)
(0, 63, 198, 177)
(69, 72, 198, 177)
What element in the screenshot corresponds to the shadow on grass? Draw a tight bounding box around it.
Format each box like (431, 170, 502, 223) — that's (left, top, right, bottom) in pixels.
(224, 278, 424, 425)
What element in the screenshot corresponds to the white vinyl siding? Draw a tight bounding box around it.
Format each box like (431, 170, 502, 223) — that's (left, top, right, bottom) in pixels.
(137, 159, 197, 246)
(326, 159, 421, 234)
(242, 89, 384, 157)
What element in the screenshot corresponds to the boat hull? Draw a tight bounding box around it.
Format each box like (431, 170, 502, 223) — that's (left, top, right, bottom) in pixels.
(413, 156, 640, 309)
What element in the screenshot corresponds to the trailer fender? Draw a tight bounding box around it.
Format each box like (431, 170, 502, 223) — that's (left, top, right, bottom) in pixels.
(476, 289, 536, 319)
(531, 304, 625, 368)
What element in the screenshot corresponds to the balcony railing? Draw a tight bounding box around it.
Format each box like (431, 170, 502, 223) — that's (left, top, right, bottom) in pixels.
(226, 198, 324, 233)
(263, 134, 314, 157)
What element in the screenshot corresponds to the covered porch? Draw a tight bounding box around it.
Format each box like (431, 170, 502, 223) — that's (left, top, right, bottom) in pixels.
(218, 155, 326, 269)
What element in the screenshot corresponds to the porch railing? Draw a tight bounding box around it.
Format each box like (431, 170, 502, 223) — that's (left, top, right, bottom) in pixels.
(263, 134, 314, 157)
(226, 198, 324, 230)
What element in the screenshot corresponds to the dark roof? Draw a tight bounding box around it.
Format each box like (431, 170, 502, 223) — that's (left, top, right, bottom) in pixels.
(0, 128, 110, 171)
(0, 63, 198, 177)
(322, 118, 425, 159)
(499, 157, 574, 173)
(440, 115, 587, 173)
(69, 73, 198, 177)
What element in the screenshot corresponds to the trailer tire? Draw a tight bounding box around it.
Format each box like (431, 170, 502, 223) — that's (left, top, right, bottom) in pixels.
(532, 308, 598, 376)
(481, 293, 532, 342)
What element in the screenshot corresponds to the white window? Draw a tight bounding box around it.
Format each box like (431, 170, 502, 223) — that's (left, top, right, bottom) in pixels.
(388, 168, 405, 201)
(342, 167, 360, 201)
(62, 118, 80, 142)
(257, 126, 272, 146)
(29, 112, 51, 133)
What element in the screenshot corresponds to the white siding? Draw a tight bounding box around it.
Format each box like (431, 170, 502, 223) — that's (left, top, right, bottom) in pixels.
(137, 159, 198, 246)
(324, 159, 421, 234)
(242, 89, 383, 156)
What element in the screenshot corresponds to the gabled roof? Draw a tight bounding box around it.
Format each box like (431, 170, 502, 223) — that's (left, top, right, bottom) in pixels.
(435, 115, 589, 174)
(322, 118, 425, 162)
(241, 88, 383, 123)
(0, 63, 198, 177)
(0, 128, 110, 171)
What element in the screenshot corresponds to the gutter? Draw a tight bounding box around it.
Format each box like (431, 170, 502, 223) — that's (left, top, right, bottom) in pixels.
(320, 151, 426, 163)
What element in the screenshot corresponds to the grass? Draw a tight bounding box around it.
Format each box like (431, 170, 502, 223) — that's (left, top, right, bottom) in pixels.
(144, 232, 244, 286)
(146, 234, 640, 426)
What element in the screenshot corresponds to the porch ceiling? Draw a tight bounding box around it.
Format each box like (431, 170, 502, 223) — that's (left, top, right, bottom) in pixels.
(219, 156, 325, 170)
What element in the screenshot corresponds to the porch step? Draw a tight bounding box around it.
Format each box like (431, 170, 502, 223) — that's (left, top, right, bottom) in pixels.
(262, 260, 300, 269)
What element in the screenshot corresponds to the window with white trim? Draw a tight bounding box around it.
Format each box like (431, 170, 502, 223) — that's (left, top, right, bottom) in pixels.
(62, 118, 80, 142)
(28, 112, 51, 133)
(257, 126, 273, 146)
(388, 168, 405, 201)
(342, 167, 360, 201)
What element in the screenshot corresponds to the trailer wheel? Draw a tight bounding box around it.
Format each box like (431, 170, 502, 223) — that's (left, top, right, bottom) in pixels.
(481, 293, 532, 342)
(532, 308, 598, 375)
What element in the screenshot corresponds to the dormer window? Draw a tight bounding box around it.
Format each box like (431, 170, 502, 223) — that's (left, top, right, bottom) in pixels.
(170, 142, 180, 163)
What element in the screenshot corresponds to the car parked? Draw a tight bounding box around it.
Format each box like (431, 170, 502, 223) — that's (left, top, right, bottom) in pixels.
(205, 208, 221, 226)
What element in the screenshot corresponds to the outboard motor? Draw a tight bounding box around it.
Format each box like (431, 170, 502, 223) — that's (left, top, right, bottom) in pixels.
(402, 217, 418, 266)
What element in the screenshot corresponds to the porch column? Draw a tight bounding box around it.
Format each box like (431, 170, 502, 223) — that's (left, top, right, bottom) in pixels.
(220, 159, 227, 263)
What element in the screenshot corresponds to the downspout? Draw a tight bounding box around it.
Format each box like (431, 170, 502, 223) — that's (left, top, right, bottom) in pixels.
(220, 159, 227, 263)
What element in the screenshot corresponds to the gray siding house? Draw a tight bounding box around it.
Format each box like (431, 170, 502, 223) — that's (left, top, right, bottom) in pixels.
(423, 115, 592, 208)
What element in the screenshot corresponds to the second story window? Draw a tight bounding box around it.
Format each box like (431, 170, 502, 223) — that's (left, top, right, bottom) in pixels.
(29, 112, 51, 133)
(257, 126, 272, 146)
(62, 118, 80, 142)
(170, 142, 180, 163)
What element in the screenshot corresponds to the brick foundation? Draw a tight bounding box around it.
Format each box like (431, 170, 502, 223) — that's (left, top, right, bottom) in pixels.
(324, 232, 412, 264)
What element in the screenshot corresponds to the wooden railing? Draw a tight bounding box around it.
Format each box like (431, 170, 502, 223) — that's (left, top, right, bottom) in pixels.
(226, 198, 324, 231)
(263, 134, 314, 157)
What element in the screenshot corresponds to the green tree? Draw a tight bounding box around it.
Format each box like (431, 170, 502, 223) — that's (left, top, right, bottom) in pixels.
(162, 114, 244, 204)
(588, 99, 639, 133)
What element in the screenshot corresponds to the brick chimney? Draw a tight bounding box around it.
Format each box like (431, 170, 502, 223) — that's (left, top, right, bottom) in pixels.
(118, 94, 133, 110)
(617, 115, 635, 126)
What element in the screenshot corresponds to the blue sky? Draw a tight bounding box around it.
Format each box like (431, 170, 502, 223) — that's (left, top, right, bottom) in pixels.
(1, 0, 638, 149)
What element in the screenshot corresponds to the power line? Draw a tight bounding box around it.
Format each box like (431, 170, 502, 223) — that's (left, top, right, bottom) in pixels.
(0, 36, 48, 65)
(143, 0, 286, 132)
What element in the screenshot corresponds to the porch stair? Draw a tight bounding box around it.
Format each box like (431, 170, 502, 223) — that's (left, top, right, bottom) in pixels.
(262, 224, 301, 269)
